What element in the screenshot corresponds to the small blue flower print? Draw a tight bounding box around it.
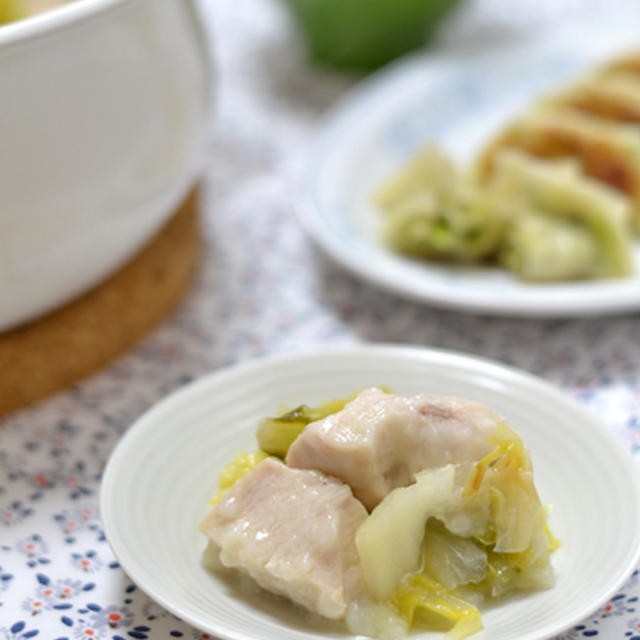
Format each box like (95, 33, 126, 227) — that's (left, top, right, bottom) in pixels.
(0, 620, 39, 639)
(53, 505, 101, 543)
(87, 604, 134, 631)
(555, 624, 599, 639)
(70, 551, 102, 573)
(72, 601, 135, 640)
(601, 593, 632, 617)
(0, 567, 13, 592)
(20, 595, 46, 617)
(29, 471, 55, 490)
(0, 502, 34, 527)
(28, 575, 91, 611)
(628, 616, 640, 633)
(141, 598, 171, 621)
(16, 535, 49, 568)
(72, 624, 105, 640)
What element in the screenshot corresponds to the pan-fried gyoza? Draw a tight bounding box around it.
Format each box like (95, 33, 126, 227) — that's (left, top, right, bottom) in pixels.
(375, 48, 640, 280)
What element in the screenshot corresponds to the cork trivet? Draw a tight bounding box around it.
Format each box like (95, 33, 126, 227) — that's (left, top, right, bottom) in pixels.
(0, 187, 201, 417)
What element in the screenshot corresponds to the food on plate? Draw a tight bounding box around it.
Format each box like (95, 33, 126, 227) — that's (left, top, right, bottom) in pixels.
(199, 387, 558, 639)
(491, 151, 633, 280)
(356, 424, 556, 599)
(0, 0, 71, 24)
(199, 456, 368, 619)
(208, 449, 269, 505)
(375, 48, 640, 281)
(376, 145, 457, 212)
(376, 144, 634, 281)
(501, 211, 599, 281)
(0, 0, 21, 22)
(603, 49, 640, 76)
(476, 108, 640, 220)
(549, 72, 640, 125)
(375, 147, 506, 263)
(286, 386, 501, 510)
(256, 392, 360, 457)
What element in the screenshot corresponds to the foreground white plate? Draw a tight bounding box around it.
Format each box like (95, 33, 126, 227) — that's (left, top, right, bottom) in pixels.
(297, 19, 640, 316)
(101, 346, 640, 640)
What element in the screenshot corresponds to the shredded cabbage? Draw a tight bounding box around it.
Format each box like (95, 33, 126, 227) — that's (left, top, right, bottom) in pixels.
(375, 141, 635, 282)
(256, 388, 389, 457)
(391, 574, 482, 640)
(356, 422, 558, 638)
(422, 519, 487, 590)
(376, 146, 506, 263)
(208, 450, 269, 504)
(356, 464, 460, 600)
(490, 150, 633, 280)
(459, 422, 545, 552)
(500, 211, 599, 281)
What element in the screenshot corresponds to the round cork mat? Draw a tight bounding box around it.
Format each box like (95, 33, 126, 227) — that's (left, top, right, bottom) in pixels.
(0, 187, 201, 417)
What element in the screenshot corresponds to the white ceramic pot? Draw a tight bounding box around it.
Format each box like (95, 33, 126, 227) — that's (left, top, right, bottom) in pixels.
(0, 0, 212, 332)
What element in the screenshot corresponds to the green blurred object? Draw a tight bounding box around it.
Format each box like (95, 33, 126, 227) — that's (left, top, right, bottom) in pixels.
(280, 0, 462, 71)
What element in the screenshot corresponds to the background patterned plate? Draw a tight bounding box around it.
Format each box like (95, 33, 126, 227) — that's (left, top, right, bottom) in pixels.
(297, 18, 640, 317)
(101, 346, 640, 640)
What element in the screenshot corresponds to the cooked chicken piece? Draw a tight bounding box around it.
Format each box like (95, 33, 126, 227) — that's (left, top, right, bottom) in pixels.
(199, 457, 367, 619)
(286, 387, 500, 511)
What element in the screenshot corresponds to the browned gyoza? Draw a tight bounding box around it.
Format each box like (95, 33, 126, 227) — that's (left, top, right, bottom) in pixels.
(554, 73, 640, 124)
(286, 387, 499, 510)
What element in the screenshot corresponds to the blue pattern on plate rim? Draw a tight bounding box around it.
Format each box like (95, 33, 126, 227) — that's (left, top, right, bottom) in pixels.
(382, 52, 580, 156)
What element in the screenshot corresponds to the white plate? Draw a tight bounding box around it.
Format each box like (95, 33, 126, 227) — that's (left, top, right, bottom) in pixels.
(101, 345, 640, 640)
(297, 19, 640, 317)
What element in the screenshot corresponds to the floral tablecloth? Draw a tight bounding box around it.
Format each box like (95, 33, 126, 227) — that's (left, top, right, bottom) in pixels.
(2, 0, 640, 638)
